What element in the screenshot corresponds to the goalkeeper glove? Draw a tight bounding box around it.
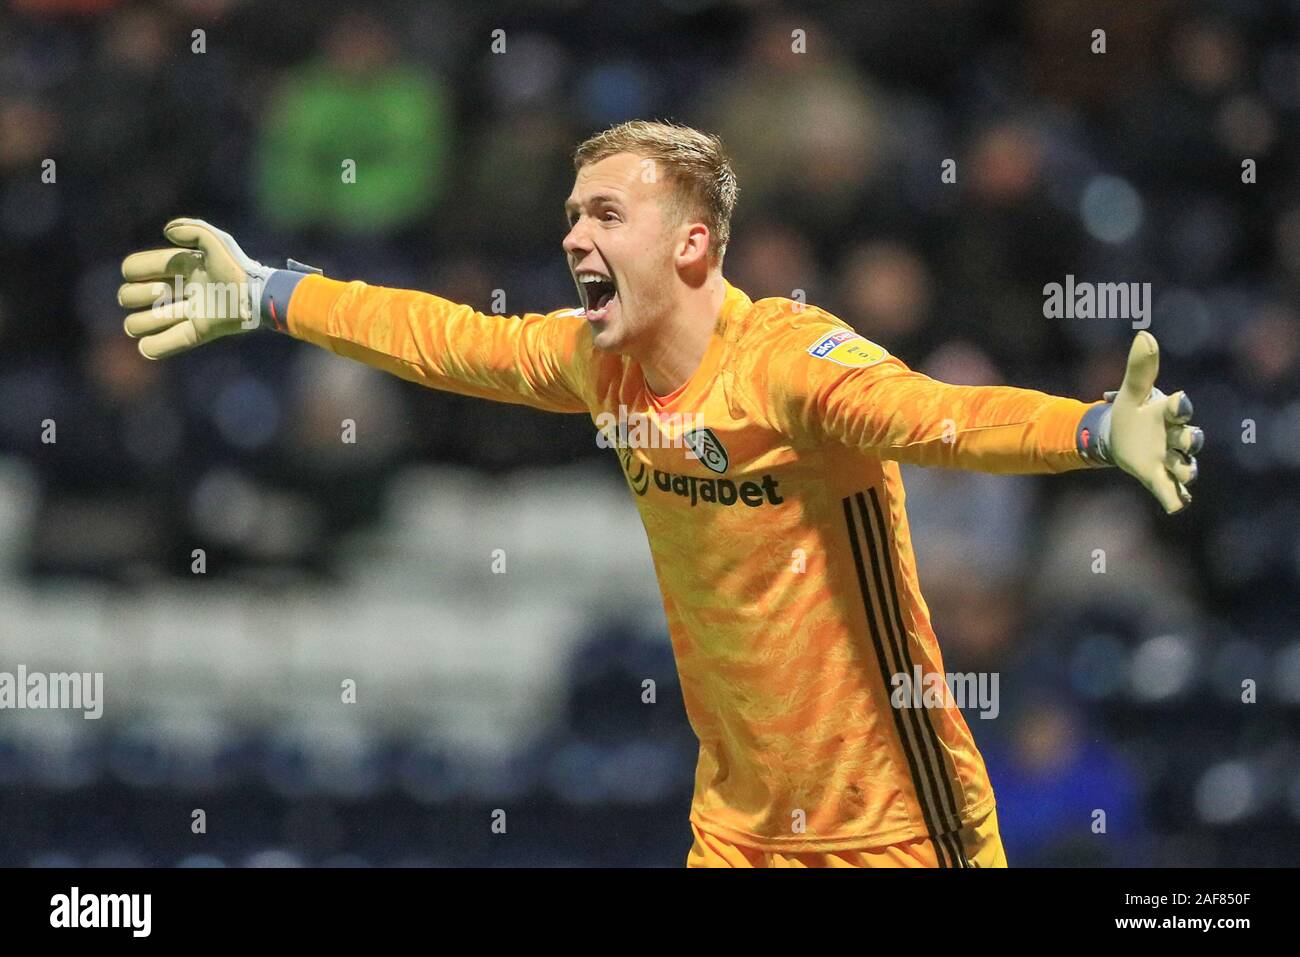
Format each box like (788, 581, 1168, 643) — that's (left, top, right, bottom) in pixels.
(1077, 331, 1203, 514)
(119, 218, 319, 359)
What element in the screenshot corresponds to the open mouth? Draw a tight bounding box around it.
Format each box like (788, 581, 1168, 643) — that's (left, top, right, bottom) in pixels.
(577, 272, 617, 320)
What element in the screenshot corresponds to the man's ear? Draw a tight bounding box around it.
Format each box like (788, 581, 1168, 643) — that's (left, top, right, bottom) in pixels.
(677, 222, 712, 269)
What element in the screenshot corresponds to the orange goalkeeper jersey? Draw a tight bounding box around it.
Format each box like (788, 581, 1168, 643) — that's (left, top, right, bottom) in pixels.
(281, 274, 1100, 855)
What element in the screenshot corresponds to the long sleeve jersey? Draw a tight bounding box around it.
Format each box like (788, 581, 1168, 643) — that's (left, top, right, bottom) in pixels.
(280, 274, 1101, 857)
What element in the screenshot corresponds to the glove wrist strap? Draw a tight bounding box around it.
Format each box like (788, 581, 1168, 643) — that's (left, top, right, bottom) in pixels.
(1076, 402, 1114, 466)
(260, 260, 323, 333)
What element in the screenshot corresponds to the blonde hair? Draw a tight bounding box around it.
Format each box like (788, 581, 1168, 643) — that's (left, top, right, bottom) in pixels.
(573, 120, 738, 265)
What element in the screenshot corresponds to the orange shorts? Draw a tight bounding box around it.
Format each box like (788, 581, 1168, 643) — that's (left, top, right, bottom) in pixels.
(686, 805, 1008, 868)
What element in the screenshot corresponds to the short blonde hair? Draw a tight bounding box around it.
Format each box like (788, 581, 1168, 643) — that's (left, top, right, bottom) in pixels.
(573, 119, 738, 265)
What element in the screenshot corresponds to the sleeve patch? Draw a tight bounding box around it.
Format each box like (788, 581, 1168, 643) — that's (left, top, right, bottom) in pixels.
(807, 329, 888, 368)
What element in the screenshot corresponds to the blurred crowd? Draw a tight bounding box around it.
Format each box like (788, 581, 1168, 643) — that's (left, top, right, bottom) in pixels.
(1, 0, 1299, 866)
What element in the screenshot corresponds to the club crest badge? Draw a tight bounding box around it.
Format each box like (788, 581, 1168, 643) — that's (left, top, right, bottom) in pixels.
(683, 428, 729, 474)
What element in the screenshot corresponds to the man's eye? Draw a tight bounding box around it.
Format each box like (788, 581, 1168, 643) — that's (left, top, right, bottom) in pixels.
(602, 211, 620, 222)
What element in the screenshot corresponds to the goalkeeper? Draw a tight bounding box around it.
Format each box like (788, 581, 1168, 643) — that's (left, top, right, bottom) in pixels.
(118, 120, 1201, 868)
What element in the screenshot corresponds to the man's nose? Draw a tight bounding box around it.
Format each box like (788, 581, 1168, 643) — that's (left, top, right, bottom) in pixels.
(562, 219, 590, 257)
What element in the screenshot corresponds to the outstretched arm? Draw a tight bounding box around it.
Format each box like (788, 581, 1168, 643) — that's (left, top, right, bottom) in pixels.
(272, 272, 589, 413)
(119, 218, 590, 414)
(764, 319, 1202, 512)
